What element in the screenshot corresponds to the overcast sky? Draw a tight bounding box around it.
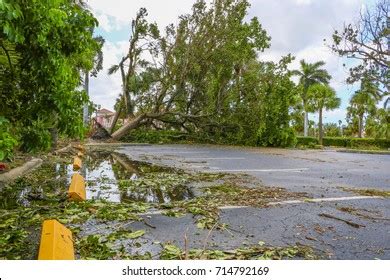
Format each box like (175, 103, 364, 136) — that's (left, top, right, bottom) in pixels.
(85, 0, 370, 124)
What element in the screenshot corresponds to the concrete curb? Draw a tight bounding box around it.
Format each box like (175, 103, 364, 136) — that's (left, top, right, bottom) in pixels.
(0, 158, 43, 184)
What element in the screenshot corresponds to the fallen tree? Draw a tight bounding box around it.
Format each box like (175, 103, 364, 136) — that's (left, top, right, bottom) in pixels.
(109, 0, 297, 147)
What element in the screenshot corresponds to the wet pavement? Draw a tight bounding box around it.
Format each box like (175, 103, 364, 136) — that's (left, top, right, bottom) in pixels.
(113, 144, 390, 259)
(1, 144, 389, 259)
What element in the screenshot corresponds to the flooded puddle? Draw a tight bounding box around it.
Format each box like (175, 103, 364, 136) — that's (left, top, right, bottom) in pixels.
(81, 151, 194, 203)
(1, 151, 195, 209)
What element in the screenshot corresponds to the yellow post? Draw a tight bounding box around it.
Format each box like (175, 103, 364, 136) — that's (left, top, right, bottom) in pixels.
(38, 219, 75, 260)
(68, 173, 86, 201)
(77, 151, 84, 158)
(75, 144, 86, 153)
(73, 156, 82, 170)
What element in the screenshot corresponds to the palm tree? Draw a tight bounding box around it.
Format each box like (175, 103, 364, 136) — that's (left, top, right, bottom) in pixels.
(347, 93, 377, 138)
(291, 60, 331, 137)
(347, 76, 379, 138)
(307, 84, 340, 145)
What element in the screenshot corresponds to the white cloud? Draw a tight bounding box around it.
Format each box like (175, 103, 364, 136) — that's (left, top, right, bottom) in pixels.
(294, 0, 313, 5)
(86, 0, 196, 31)
(93, 12, 126, 32)
(88, 40, 128, 110)
(94, 12, 112, 32)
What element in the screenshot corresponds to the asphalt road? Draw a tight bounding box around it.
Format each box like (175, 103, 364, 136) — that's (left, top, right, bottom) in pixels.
(113, 144, 390, 259)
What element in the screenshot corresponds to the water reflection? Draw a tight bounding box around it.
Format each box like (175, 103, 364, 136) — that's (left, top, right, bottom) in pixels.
(80, 151, 194, 203)
(1, 151, 194, 208)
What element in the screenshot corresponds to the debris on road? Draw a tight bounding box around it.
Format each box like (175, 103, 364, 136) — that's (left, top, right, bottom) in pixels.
(318, 213, 365, 228)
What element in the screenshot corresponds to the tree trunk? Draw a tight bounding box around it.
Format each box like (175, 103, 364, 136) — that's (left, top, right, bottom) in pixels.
(50, 127, 58, 151)
(318, 108, 323, 145)
(109, 105, 122, 134)
(304, 110, 309, 137)
(111, 114, 146, 140)
(83, 71, 89, 126)
(358, 115, 363, 138)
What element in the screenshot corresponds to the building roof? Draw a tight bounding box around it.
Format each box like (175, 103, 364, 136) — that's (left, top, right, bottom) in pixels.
(97, 108, 114, 116)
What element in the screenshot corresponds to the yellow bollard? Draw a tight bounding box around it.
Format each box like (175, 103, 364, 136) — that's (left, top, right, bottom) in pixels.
(73, 156, 82, 170)
(38, 219, 75, 260)
(68, 173, 86, 202)
(75, 144, 86, 153)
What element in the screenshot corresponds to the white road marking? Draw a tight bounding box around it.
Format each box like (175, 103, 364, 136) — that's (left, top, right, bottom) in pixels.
(140, 196, 383, 215)
(147, 151, 206, 154)
(268, 195, 382, 205)
(211, 168, 309, 172)
(187, 165, 206, 168)
(187, 157, 246, 160)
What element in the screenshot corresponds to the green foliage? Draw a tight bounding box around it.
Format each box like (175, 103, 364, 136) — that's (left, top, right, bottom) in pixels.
(291, 60, 332, 136)
(348, 138, 390, 149)
(323, 123, 342, 137)
(111, 1, 298, 147)
(296, 136, 318, 146)
(256, 57, 297, 147)
(365, 108, 390, 139)
(346, 76, 379, 138)
(307, 84, 340, 112)
(18, 118, 51, 152)
(76, 235, 117, 260)
(0, 0, 102, 151)
(322, 137, 349, 147)
(160, 243, 317, 260)
(123, 129, 188, 144)
(307, 83, 340, 144)
(0, 116, 18, 160)
(297, 136, 390, 149)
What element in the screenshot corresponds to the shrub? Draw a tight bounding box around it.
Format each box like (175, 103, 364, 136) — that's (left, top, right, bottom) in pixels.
(19, 119, 51, 152)
(257, 127, 297, 148)
(122, 129, 189, 144)
(0, 117, 18, 161)
(296, 137, 318, 146)
(297, 136, 390, 149)
(349, 138, 390, 149)
(322, 137, 349, 147)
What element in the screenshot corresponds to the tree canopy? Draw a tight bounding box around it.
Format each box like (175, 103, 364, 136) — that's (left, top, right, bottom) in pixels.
(109, 0, 298, 146)
(0, 0, 102, 151)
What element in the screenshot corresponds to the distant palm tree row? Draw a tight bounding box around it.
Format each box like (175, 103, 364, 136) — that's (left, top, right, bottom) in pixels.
(291, 59, 386, 143)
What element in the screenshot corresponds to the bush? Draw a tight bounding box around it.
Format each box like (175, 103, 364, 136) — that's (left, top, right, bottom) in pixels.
(322, 137, 349, 147)
(122, 129, 189, 144)
(296, 137, 318, 146)
(297, 136, 390, 149)
(349, 138, 390, 149)
(19, 119, 51, 152)
(257, 127, 297, 148)
(0, 117, 18, 161)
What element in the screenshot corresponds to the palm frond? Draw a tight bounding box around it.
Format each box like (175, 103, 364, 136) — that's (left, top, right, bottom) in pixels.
(108, 64, 119, 75)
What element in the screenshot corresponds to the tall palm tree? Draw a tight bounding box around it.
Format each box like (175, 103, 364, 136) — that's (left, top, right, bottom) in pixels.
(347, 82, 378, 138)
(291, 60, 331, 137)
(308, 84, 340, 145)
